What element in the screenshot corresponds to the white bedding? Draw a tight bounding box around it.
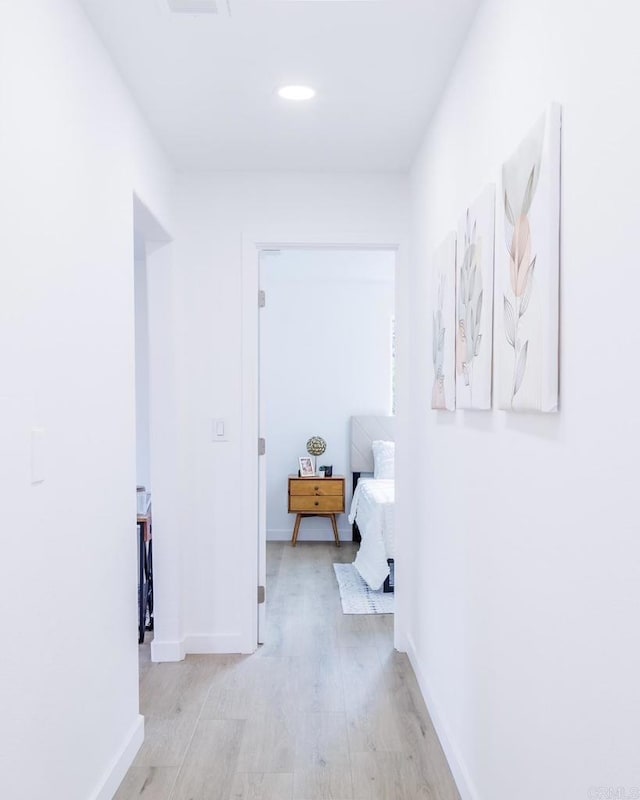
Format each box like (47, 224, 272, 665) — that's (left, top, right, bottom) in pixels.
(348, 478, 395, 591)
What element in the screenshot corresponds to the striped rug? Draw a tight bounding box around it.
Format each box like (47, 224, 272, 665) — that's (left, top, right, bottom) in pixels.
(333, 563, 394, 614)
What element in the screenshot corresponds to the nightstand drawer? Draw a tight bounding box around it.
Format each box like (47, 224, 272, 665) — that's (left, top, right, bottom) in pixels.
(289, 495, 344, 513)
(289, 479, 343, 496)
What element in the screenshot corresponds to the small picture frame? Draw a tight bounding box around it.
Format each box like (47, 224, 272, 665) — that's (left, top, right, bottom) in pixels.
(298, 456, 314, 477)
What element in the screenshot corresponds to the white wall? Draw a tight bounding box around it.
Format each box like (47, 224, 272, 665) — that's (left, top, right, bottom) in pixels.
(406, 1, 640, 799)
(261, 249, 395, 541)
(167, 172, 408, 655)
(134, 257, 151, 490)
(0, 3, 173, 798)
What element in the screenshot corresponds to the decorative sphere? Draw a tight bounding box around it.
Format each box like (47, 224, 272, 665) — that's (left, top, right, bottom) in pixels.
(306, 436, 327, 457)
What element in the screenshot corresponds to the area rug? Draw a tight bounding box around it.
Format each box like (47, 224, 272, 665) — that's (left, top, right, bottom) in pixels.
(333, 563, 394, 615)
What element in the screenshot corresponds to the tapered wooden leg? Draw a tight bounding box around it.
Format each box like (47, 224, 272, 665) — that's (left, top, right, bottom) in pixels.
(330, 514, 340, 547)
(292, 514, 302, 546)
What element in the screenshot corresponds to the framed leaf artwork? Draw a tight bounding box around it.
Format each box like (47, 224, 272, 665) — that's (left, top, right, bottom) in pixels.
(431, 233, 456, 411)
(495, 104, 561, 412)
(455, 184, 495, 409)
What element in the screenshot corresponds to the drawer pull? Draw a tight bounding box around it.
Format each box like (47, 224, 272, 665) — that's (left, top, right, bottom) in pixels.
(314, 486, 319, 491)
(314, 501, 319, 506)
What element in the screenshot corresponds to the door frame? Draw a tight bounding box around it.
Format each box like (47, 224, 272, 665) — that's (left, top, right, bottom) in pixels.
(132, 195, 184, 663)
(241, 228, 405, 653)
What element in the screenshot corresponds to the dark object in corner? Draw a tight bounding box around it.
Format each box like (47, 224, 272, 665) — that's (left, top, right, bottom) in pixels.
(352, 471, 362, 542)
(383, 559, 394, 593)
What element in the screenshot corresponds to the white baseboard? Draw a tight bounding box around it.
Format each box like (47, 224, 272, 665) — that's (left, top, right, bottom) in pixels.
(393, 624, 409, 653)
(267, 528, 351, 542)
(90, 714, 144, 800)
(405, 634, 478, 800)
(151, 634, 249, 661)
(150, 638, 185, 662)
(184, 633, 248, 654)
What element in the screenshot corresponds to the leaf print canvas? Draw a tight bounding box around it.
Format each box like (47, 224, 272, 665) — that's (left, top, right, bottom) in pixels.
(431, 233, 456, 411)
(495, 104, 561, 412)
(455, 185, 495, 409)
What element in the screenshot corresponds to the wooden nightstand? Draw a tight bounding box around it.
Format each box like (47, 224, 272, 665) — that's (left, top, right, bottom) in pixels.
(288, 475, 345, 547)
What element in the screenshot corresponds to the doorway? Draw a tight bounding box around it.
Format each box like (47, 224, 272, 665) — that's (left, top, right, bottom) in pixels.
(132, 196, 173, 665)
(257, 247, 396, 644)
(134, 234, 153, 647)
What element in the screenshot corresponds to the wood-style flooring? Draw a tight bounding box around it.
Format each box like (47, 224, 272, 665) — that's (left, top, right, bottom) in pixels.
(115, 542, 460, 800)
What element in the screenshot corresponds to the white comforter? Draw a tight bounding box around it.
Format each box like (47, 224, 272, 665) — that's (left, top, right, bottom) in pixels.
(348, 478, 395, 591)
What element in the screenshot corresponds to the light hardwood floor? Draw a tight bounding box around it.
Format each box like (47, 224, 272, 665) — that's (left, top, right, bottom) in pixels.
(116, 542, 460, 800)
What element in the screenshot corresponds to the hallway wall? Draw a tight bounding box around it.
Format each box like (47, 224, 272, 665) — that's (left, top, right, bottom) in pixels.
(166, 172, 409, 655)
(406, 1, 640, 798)
(0, 2, 173, 798)
(134, 257, 152, 491)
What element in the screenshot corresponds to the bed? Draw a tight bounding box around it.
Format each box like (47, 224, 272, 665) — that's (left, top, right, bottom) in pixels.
(348, 416, 395, 592)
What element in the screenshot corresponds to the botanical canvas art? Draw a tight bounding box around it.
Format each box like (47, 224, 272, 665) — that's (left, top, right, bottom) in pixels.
(455, 185, 495, 409)
(431, 233, 456, 411)
(496, 104, 561, 412)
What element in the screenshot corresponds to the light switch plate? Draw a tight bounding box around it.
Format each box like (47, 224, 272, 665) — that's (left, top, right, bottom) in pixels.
(211, 419, 229, 442)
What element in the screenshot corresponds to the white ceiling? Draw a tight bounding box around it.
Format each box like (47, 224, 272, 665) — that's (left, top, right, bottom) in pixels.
(79, 0, 481, 171)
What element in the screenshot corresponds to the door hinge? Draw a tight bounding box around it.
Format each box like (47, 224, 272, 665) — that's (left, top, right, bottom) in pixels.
(258, 585, 266, 604)
(258, 437, 266, 456)
(258, 289, 266, 308)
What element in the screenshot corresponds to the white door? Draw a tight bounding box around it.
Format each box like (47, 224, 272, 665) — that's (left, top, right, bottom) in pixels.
(257, 254, 268, 644)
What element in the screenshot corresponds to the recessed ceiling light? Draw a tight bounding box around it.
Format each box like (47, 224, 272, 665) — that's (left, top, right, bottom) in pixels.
(278, 85, 316, 101)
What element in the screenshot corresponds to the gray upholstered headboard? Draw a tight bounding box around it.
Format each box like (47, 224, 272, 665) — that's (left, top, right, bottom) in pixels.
(350, 416, 395, 473)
